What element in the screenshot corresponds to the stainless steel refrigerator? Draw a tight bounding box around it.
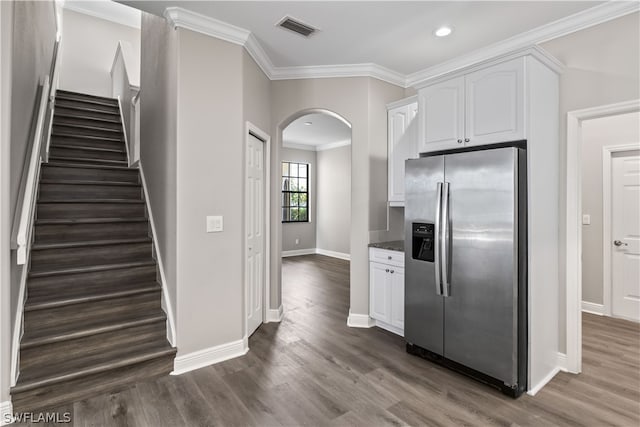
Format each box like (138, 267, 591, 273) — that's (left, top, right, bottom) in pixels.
(404, 144, 527, 397)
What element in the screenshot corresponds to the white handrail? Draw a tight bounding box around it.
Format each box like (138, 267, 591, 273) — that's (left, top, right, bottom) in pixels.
(12, 75, 50, 265)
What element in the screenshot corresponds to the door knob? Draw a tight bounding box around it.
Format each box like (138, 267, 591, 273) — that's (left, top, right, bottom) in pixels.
(464, 138, 470, 143)
(385, 269, 389, 273)
(613, 240, 628, 247)
(457, 139, 462, 144)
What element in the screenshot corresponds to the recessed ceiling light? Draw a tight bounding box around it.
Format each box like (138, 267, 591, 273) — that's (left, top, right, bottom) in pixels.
(434, 26, 452, 37)
(304, 121, 313, 126)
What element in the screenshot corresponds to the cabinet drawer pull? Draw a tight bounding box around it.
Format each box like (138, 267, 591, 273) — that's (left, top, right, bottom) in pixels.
(464, 138, 470, 142)
(385, 268, 389, 273)
(390, 270, 395, 274)
(457, 139, 462, 144)
(387, 255, 392, 259)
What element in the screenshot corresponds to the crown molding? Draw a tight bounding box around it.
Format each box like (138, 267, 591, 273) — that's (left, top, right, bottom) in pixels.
(270, 63, 407, 88)
(164, 7, 250, 46)
(63, 0, 141, 29)
(406, 0, 639, 88)
(162, 1, 638, 89)
(282, 139, 351, 152)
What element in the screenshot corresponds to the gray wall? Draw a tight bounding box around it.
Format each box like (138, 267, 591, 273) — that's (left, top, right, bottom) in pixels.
(540, 12, 640, 352)
(270, 77, 404, 315)
(317, 145, 351, 254)
(581, 112, 640, 305)
(175, 29, 245, 353)
(5, 0, 57, 400)
(139, 12, 178, 326)
(281, 147, 316, 252)
(59, 8, 140, 97)
(0, 0, 14, 406)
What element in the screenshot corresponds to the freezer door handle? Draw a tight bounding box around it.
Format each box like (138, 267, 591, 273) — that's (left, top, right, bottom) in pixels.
(434, 182, 443, 295)
(442, 182, 451, 297)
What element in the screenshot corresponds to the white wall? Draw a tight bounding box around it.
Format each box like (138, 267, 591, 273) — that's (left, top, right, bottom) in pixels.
(59, 8, 140, 97)
(317, 145, 351, 255)
(581, 112, 640, 305)
(540, 12, 640, 353)
(281, 147, 317, 252)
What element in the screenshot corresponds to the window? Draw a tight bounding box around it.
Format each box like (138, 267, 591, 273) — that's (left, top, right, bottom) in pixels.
(282, 162, 309, 222)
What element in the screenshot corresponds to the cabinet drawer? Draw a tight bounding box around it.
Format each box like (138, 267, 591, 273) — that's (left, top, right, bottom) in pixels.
(369, 247, 404, 267)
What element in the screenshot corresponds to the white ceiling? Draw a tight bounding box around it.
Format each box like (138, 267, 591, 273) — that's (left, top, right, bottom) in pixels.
(122, 1, 607, 75)
(283, 113, 351, 150)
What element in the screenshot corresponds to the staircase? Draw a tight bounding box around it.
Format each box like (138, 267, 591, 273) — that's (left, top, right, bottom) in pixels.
(11, 90, 176, 412)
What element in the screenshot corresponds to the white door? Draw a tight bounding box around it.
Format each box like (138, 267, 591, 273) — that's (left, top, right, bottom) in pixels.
(390, 267, 405, 332)
(611, 152, 640, 321)
(388, 102, 418, 204)
(419, 76, 465, 153)
(246, 133, 265, 335)
(465, 57, 525, 146)
(369, 262, 391, 323)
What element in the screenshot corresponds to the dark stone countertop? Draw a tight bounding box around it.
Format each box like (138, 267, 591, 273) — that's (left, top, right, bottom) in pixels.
(368, 240, 404, 252)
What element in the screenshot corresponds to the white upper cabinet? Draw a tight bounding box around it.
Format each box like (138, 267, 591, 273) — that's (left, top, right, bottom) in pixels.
(418, 57, 526, 153)
(388, 98, 418, 205)
(465, 58, 525, 146)
(418, 77, 465, 153)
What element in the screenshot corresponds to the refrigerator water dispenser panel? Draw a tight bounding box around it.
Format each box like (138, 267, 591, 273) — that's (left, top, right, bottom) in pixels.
(412, 222, 435, 262)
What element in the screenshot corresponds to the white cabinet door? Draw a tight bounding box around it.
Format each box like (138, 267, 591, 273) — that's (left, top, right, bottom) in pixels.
(390, 267, 405, 331)
(465, 58, 525, 146)
(369, 262, 391, 323)
(388, 104, 417, 204)
(419, 76, 465, 153)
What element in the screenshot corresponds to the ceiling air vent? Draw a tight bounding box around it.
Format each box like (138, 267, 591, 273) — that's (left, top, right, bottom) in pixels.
(277, 16, 318, 37)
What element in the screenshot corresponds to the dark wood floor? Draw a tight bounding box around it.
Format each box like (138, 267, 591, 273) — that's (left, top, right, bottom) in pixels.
(15, 255, 640, 426)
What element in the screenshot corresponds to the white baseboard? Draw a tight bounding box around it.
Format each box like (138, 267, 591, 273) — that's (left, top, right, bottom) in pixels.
(581, 301, 605, 316)
(527, 366, 561, 396)
(172, 337, 248, 375)
(347, 310, 375, 328)
(1, 401, 13, 426)
(265, 304, 284, 323)
(557, 352, 568, 372)
(282, 248, 316, 257)
(282, 247, 351, 261)
(316, 248, 350, 261)
(374, 320, 404, 337)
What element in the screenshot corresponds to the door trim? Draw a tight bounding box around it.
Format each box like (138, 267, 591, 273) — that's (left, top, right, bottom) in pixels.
(602, 144, 640, 317)
(244, 121, 271, 341)
(565, 99, 640, 374)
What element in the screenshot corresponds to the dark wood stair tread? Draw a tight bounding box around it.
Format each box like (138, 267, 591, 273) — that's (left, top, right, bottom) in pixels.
(32, 237, 151, 251)
(55, 95, 119, 109)
(48, 156, 128, 165)
(36, 217, 148, 225)
(25, 283, 161, 311)
(52, 122, 122, 133)
(54, 104, 120, 116)
(49, 144, 126, 154)
(52, 132, 123, 143)
(56, 90, 118, 103)
(29, 260, 156, 278)
(38, 198, 144, 204)
(54, 113, 122, 125)
(45, 161, 133, 171)
(13, 341, 175, 393)
(39, 179, 140, 187)
(20, 311, 167, 349)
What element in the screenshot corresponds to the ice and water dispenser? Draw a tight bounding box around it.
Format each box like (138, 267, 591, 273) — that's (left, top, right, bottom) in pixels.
(412, 223, 435, 262)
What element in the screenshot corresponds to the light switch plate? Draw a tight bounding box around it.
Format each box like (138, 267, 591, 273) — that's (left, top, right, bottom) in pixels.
(206, 215, 223, 233)
(582, 214, 591, 225)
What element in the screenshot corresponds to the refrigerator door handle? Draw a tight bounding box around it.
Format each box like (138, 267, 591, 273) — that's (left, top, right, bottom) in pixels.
(434, 182, 443, 295)
(442, 182, 451, 297)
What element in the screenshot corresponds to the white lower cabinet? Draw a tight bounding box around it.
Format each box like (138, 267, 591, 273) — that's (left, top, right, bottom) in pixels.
(369, 247, 404, 336)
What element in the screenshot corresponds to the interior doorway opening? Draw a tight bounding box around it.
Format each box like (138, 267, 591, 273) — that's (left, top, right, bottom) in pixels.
(278, 110, 352, 317)
(565, 100, 640, 373)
